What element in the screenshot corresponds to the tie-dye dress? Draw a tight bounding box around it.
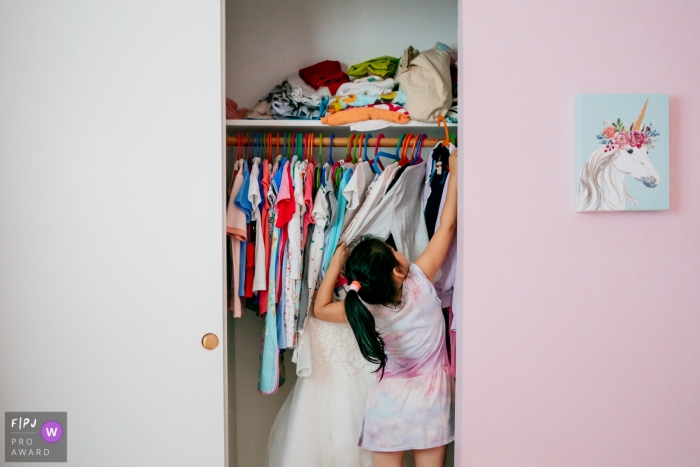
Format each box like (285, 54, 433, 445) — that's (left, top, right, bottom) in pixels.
(358, 263, 455, 451)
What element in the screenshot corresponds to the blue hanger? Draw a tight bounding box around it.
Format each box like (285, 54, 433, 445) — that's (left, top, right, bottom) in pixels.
(363, 133, 371, 162)
(373, 133, 404, 173)
(329, 134, 335, 164)
(410, 134, 426, 165)
(371, 134, 383, 174)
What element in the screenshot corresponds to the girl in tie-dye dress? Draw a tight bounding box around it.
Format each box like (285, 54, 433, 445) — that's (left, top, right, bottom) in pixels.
(315, 149, 458, 467)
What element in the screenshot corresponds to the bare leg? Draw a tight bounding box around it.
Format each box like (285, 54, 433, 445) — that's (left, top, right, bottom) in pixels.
(414, 445, 447, 467)
(372, 450, 404, 467)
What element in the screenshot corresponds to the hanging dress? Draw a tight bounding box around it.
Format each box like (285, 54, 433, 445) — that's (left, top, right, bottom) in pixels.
(267, 317, 375, 467)
(267, 165, 375, 467)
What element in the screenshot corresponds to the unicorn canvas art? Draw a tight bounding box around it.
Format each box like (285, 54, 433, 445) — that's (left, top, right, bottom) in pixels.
(576, 94, 669, 212)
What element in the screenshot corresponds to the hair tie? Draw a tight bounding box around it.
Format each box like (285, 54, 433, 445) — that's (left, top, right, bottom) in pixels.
(345, 281, 361, 293)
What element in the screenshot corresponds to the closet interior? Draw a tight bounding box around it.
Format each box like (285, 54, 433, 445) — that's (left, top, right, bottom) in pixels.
(224, 0, 459, 465)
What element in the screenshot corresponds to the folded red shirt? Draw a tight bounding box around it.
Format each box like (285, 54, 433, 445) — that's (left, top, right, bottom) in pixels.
(299, 60, 350, 95)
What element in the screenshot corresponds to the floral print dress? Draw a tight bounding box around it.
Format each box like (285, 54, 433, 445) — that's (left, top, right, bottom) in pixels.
(359, 263, 455, 451)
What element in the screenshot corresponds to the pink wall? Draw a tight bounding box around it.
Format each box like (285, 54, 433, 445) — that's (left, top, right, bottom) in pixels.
(458, 1, 700, 466)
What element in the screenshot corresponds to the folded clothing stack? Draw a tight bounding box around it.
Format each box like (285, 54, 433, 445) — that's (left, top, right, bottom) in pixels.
(247, 73, 330, 120)
(244, 47, 458, 124)
(324, 56, 411, 126)
(299, 60, 349, 95)
(326, 91, 406, 115)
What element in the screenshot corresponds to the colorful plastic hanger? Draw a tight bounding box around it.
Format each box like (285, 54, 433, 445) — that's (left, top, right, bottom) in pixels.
(363, 133, 371, 162)
(437, 115, 450, 147)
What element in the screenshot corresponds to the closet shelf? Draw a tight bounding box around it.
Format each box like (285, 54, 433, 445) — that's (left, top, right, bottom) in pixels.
(226, 119, 457, 128)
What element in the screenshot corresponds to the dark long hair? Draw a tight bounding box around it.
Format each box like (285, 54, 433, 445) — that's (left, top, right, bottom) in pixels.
(343, 236, 404, 377)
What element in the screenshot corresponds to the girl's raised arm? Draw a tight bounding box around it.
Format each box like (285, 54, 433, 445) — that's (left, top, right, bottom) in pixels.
(415, 148, 458, 283)
(313, 243, 348, 323)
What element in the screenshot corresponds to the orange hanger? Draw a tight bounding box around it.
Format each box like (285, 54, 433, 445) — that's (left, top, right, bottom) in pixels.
(308, 133, 313, 162)
(437, 116, 450, 147)
(399, 134, 415, 166)
(344, 134, 356, 163)
(353, 134, 364, 163)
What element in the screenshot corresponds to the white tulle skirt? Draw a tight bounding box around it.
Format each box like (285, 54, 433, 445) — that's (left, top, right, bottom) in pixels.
(267, 317, 376, 467)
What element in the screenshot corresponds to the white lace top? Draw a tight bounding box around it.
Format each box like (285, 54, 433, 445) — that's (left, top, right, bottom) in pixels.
(306, 317, 373, 375)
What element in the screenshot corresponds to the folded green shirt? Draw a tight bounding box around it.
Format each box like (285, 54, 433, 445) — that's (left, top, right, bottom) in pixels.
(347, 55, 400, 78)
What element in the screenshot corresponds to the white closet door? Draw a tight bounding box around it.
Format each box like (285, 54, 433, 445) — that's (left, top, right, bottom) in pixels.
(0, 2, 226, 466)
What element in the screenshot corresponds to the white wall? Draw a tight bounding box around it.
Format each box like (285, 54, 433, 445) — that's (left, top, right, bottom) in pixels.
(0, 1, 226, 466)
(226, 0, 458, 108)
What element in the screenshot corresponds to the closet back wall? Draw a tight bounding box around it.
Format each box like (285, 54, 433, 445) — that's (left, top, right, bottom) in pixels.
(226, 0, 458, 108)
(225, 1, 457, 466)
(460, 0, 700, 466)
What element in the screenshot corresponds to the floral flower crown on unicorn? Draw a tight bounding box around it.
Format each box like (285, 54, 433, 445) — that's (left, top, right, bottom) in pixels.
(596, 98, 661, 153)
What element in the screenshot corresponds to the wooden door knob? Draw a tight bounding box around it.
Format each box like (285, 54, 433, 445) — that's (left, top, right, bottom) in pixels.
(201, 333, 219, 350)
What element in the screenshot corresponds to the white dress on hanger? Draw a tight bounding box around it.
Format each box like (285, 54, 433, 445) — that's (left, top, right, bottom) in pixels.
(267, 317, 375, 467)
(268, 165, 375, 467)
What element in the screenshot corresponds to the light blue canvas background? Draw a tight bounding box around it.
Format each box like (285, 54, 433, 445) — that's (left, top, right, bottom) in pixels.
(576, 94, 670, 211)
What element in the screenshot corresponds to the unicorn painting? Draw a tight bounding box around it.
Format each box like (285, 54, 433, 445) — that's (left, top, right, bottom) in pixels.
(576, 95, 669, 212)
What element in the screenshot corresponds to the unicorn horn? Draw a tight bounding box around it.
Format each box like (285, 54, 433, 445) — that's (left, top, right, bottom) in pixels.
(633, 98, 649, 131)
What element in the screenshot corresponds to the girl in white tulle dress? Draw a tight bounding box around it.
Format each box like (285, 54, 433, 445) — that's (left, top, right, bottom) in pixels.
(315, 150, 458, 467)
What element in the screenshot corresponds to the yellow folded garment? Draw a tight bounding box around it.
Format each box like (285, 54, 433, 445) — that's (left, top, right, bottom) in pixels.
(347, 56, 400, 78)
